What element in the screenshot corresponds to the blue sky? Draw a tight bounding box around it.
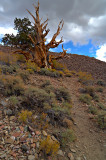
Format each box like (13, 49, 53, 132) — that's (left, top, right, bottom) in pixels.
(0, 34, 97, 59)
(50, 40, 98, 58)
(0, 0, 106, 62)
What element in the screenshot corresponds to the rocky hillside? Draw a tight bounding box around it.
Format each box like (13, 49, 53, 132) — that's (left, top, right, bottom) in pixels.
(0, 46, 106, 160)
(58, 53, 106, 81)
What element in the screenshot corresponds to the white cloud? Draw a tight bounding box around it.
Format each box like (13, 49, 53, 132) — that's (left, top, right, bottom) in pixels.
(0, 6, 4, 12)
(96, 44, 106, 62)
(66, 48, 71, 53)
(0, 0, 106, 46)
(0, 27, 17, 35)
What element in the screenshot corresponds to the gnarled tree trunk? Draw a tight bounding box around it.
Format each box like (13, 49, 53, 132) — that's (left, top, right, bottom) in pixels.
(14, 0, 67, 68)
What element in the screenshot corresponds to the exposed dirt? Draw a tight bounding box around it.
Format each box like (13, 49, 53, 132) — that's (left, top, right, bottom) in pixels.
(62, 77, 106, 160)
(0, 45, 106, 81)
(30, 74, 106, 160)
(0, 45, 106, 159)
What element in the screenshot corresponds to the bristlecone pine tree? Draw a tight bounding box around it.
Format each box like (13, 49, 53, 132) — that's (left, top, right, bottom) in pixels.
(14, 0, 67, 68)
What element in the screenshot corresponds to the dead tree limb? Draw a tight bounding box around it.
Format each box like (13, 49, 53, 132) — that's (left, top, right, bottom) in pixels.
(13, 0, 67, 68)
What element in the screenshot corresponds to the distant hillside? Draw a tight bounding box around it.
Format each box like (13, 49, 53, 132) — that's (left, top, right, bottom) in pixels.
(0, 45, 106, 81)
(58, 53, 106, 81)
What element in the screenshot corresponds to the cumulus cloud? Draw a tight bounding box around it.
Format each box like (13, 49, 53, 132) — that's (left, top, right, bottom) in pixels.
(0, 27, 17, 35)
(96, 44, 106, 62)
(0, 0, 106, 46)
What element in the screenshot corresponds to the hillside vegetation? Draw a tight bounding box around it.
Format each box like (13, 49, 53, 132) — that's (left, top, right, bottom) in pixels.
(0, 46, 106, 160)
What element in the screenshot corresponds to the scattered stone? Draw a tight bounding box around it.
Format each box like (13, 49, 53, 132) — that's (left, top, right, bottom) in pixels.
(36, 142, 40, 148)
(57, 150, 64, 156)
(63, 118, 73, 128)
(42, 130, 47, 136)
(0, 153, 7, 159)
(70, 149, 76, 153)
(10, 116, 15, 121)
(68, 153, 74, 160)
(76, 157, 81, 160)
(5, 138, 14, 144)
(75, 145, 78, 148)
(83, 155, 87, 160)
(5, 109, 13, 116)
(1, 100, 8, 107)
(28, 126, 34, 132)
(12, 132, 21, 138)
(28, 155, 35, 160)
(21, 144, 29, 152)
(35, 130, 41, 135)
(0, 125, 5, 130)
(78, 88, 86, 93)
(35, 153, 38, 159)
(51, 135, 58, 142)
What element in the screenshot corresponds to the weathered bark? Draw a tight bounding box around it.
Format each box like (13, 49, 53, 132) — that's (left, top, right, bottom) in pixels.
(13, 0, 67, 68)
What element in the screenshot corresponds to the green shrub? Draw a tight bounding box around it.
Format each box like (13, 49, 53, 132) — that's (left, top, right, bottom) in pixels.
(9, 96, 19, 107)
(85, 86, 95, 97)
(96, 87, 103, 92)
(52, 105, 69, 115)
(40, 135, 60, 156)
(0, 75, 25, 96)
(39, 68, 62, 78)
(97, 80, 106, 86)
(23, 87, 52, 108)
(93, 94, 99, 102)
(98, 103, 106, 110)
(78, 71, 94, 85)
(1, 65, 17, 74)
(55, 87, 71, 102)
(65, 72, 72, 77)
(88, 105, 98, 115)
(60, 129, 76, 147)
(19, 70, 29, 82)
(26, 60, 39, 72)
(44, 85, 55, 94)
(39, 68, 51, 76)
(79, 94, 92, 104)
(18, 110, 32, 123)
(62, 102, 73, 109)
(41, 80, 51, 88)
(97, 111, 106, 129)
(53, 60, 65, 70)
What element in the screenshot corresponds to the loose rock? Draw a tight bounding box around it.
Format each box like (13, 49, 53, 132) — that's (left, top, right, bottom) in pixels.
(28, 155, 35, 160)
(70, 148, 76, 153)
(68, 153, 74, 160)
(57, 150, 64, 156)
(21, 144, 29, 152)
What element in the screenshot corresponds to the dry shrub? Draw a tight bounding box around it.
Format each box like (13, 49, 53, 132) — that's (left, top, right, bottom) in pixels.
(0, 75, 25, 96)
(88, 105, 98, 115)
(63, 69, 72, 77)
(96, 111, 106, 129)
(19, 70, 30, 82)
(55, 87, 71, 102)
(26, 60, 39, 72)
(39, 68, 63, 78)
(97, 80, 106, 86)
(78, 71, 94, 85)
(40, 135, 60, 156)
(18, 110, 32, 123)
(16, 54, 26, 63)
(79, 94, 92, 104)
(23, 87, 52, 108)
(41, 80, 51, 88)
(53, 60, 65, 70)
(85, 86, 95, 97)
(0, 51, 17, 65)
(60, 129, 76, 147)
(1, 65, 18, 74)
